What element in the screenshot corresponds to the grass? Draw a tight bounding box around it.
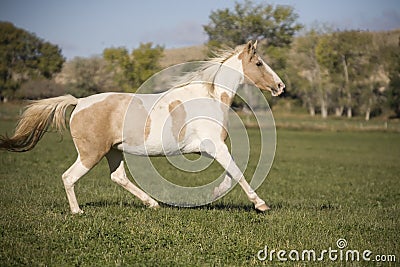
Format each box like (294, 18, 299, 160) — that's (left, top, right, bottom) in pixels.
(274, 113, 400, 132)
(0, 102, 399, 266)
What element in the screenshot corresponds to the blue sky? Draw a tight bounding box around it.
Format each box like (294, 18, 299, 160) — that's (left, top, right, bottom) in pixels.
(1, 0, 399, 59)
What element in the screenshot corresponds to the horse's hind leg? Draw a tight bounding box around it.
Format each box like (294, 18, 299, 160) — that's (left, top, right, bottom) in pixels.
(62, 157, 90, 214)
(213, 174, 232, 199)
(106, 149, 159, 209)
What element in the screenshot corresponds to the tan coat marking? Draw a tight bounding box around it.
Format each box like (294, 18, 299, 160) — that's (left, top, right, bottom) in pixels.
(144, 116, 151, 140)
(123, 97, 151, 146)
(220, 92, 232, 106)
(168, 100, 186, 142)
(238, 44, 275, 90)
(220, 92, 231, 141)
(70, 94, 131, 168)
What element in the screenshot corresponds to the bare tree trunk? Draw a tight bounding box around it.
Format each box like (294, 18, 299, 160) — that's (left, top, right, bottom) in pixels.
(365, 97, 372, 121)
(315, 59, 328, 118)
(346, 91, 352, 118)
(365, 107, 371, 121)
(321, 99, 328, 118)
(342, 55, 352, 118)
(335, 106, 344, 117)
(347, 106, 352, 118)
(309, 105, 315, 116)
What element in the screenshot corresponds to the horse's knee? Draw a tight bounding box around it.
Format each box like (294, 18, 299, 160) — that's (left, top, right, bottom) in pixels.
(62, 173, 75, 189)
(62, 159, 89, 189)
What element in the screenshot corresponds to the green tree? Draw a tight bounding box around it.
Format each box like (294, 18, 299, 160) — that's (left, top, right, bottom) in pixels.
(316, 30, 377, 118)
(386, 44, 400, 118)
(103, 43, 164, 92)
(203, 0, 302, 48)
(288, 27, 329, 117)
(354, 33, 388, 121)
(0, 22, 65, 99)
(377, 32, 400, 118)
(203, 0, 302, 106)
(131, 43, 164, 90)
(103, 47, 134, 92)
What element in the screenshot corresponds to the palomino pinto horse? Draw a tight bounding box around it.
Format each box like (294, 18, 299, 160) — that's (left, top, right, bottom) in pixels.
(0, 41, 285, 214)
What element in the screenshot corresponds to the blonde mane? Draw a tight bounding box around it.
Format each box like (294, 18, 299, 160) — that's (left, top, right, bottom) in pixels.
(171, 45, 244, 97)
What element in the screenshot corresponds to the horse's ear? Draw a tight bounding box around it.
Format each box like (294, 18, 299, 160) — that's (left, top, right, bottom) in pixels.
(254, 40, 258, 50)
(246, 40, 253, 52)
(240, 40, 255, 60)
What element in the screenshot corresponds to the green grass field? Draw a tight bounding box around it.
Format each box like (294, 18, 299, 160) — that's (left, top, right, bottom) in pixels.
(0, 102, 399, 266)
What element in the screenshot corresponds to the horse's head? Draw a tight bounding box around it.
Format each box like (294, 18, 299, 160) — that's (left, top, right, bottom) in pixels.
(238, 40, 285, 96)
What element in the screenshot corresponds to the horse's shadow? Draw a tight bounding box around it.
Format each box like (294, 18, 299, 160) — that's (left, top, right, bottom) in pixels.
(81, 200, 268, 212)
(82, 200, 143, 209)
(81, 200, 336, 212)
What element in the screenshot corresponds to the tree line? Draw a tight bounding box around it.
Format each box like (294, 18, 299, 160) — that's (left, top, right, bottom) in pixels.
(287, 27, 399, 120)
(0, 21, 164, 99)
(55, 43, 164, 97)
(0, 0, 399, 119)
(0, 21, 65, 99)
(203, 1, 399, 119)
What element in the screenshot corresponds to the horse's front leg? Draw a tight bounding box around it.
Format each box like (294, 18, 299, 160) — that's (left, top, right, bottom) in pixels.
(206, 142, 270, 211)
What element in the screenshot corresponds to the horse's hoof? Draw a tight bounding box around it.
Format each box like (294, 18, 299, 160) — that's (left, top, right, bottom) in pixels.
(148, 201, 160, 209)
(71, 209, 84, 214)
(255, 203, 270, 212)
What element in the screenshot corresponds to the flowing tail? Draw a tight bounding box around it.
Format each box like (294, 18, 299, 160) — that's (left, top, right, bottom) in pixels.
(0, 95, 78, 152)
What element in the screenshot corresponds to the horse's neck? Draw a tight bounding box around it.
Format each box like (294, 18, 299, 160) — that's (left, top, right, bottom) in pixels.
(213, 54, 244, 101)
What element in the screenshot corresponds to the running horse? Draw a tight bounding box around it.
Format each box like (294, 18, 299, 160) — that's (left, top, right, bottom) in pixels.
(0, 41, 285, 214)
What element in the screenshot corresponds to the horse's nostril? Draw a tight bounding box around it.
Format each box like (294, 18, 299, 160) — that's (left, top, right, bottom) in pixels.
(278, 82, 285, 90)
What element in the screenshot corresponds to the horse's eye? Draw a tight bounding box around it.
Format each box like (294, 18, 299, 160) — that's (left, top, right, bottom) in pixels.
(256, 61, 262, 67)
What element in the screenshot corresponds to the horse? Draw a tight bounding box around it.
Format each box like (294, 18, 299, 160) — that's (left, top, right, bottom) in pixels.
(0, 40, 285, 214)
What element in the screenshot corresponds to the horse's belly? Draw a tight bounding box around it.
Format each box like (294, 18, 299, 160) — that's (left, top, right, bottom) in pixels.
(120, 140, 181, 156)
